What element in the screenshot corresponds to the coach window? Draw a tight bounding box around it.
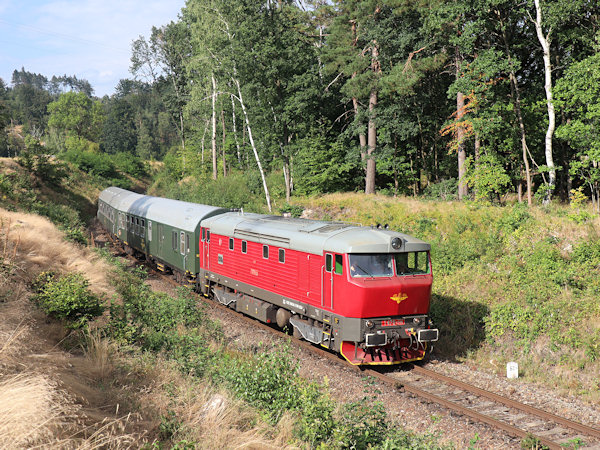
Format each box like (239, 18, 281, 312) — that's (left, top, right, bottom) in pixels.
(172, 231, 178, 250)
(180, 231, 185, 255)
(325, 253, 333, 272)
(229, 238, 234, 251)
(242, 240, 247, 254)
(148, 221, 152, 241)
(279, 248, 285, 263)
(141, 219, 145, 238)
(335, 254, 343, 275)
(263, 245, 269, 259)
(185, 233, 190, 253)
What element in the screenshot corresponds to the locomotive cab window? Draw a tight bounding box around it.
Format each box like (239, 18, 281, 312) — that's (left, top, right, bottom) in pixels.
(229, 238, 234, 251)
(206, 230, 210, 242)
(263, 245, 269, 259)
(278, 248, 285, 263)
(325, 253, 333, 272)
(242, 240, 247, 254)
(395, 251, 430, 275)
(335, 254, 343, 275)
(202, 228, 205, 242)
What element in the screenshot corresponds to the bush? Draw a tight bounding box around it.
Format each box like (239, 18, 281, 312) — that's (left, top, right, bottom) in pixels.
(112, 152, 147, 177)
(31, 271, 104, 329)
(60, 149, 117, 178)
(422, 178, 458, 201)
(217, 344, 301, 423)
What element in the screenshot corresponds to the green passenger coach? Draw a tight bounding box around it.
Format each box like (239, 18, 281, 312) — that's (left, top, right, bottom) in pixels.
(97, 187, 228, 281)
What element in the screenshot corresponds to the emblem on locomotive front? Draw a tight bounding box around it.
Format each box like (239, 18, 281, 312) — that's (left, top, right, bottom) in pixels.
(390, 292, 408, 304)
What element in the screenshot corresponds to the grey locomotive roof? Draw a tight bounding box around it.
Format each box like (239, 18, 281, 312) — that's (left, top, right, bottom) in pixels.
(203, 212, 430, 255)
(99, 187, 228, 233)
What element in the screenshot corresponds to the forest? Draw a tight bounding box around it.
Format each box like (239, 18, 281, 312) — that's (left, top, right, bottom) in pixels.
(1, 0, 600, 212)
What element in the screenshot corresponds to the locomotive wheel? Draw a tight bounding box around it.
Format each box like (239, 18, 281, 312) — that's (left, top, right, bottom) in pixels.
(292, 325, 302, 339)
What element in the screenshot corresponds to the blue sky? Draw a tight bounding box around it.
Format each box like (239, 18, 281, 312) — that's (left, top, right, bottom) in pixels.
(0, 0, 184, 96)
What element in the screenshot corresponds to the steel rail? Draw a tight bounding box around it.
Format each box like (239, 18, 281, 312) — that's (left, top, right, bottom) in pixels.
(410, 364, 600, 439)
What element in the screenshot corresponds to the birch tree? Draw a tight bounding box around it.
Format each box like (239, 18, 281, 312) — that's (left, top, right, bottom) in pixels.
(529, 0, 556, 203)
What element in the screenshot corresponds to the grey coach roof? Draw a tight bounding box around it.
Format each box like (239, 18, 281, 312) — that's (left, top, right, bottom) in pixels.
(99, 187, 228, 233)
(203, 212, 430, 255)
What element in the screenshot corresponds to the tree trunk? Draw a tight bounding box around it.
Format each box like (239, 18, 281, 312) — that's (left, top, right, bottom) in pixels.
(211, 74, 218, 180)
(533, 0, 556, 204)
(233, 77, 272, 212)
(221, 108, 227, 177)
(456, 91, 467, 200)
(230, 94, 242, 166)
(497, 10, 533, 206)
(352, 96, 367, 164)
(365, 42, 380, 195)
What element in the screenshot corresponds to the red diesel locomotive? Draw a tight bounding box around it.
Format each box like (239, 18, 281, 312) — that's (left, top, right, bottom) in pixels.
(98, 187, 438, 365)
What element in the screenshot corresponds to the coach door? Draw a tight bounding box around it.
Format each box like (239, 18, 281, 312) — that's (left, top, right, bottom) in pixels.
(201, 228, 210, 270)
(158, 224, 164, 255)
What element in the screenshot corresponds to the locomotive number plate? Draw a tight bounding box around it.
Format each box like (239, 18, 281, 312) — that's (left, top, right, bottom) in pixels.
(381, 319, 405, 327)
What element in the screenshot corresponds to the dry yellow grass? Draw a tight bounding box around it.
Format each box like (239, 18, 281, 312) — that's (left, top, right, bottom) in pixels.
(0, 373, 75, 448)
(0, 208, 114, 298)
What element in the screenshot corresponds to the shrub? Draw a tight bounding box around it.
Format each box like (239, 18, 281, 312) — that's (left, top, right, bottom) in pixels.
(31, 271, 104, 329)
(60, 149, 117, 178)
(422, 178, 458, 201)
(112, 152, 147, 177)
(279, 203, 304, 218)
(217, 344, 301, 423)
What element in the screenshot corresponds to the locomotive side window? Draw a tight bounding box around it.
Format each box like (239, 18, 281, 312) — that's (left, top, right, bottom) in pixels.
(242, 241, 247, 253)
(263, 245, 269, 259)
(395, 251, 430, 275)
(325, 253, 333, 272)
(335, 254, 343, 275)
(229, 238, 234, 251)
(202, 228, 205, 242)
(278, 248, 285, 263)
(206, 230, 210, 242)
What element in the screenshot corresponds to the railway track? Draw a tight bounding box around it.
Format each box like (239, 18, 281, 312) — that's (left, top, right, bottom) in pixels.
(108, 239, 600, 449)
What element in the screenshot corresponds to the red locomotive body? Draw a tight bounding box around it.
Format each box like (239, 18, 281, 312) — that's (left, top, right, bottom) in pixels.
(200, 212, 438, 365)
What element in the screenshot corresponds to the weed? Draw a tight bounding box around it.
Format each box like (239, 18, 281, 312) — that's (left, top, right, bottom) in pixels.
(31, 271, 104, 329)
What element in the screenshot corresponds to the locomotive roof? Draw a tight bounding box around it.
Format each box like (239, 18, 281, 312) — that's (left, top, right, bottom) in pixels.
(99, 187, 228, 233)
(202, 212, 430, 255)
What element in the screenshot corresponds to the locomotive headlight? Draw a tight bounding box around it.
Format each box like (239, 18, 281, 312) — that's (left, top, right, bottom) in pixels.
(366, 320, 375, 329)
(391, 237, 403, 250)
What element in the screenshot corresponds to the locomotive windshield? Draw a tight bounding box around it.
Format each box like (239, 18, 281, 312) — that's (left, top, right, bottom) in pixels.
(349, 251, 430, 278)
(349, 254, 393, 277)
(394, 251, 430, 275)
